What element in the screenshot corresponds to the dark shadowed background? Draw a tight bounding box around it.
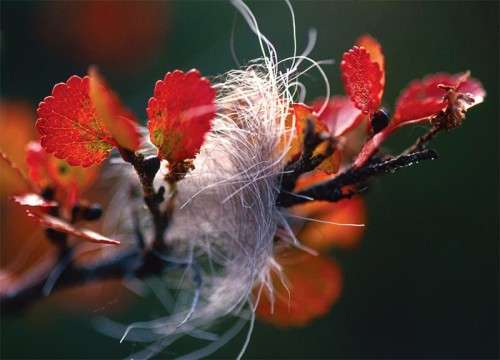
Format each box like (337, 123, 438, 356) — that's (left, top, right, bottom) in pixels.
(1, 1, 498, 359)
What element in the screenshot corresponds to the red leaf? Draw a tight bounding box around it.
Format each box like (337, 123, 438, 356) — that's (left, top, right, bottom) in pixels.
(311, 96, 365, 137)
(356, 34, 385, 89)
(341, 46, 384, 115)
(88, 67, 141, 151)
(294, 171, 334, 192)
(0, 101, 36, 194)
(26, 141, 50, 188)
(147, 69, 216, 165)
(354, 73, 485, 167)
(294, 196, 366, 250)
(255, 250, 342, 327)
(394, 72, 485, 124)
(290, 103, 315, 138)
(353, 125, 395, 168)
(36, 75, 115, 167)
(0, 151, 34, 193)
(46, 152, 98, 191)
(26, 210, 120, 245)
(11, 193, 57, 208)
(284, 103, 341, 174)
(455, 75, 486, 109)
(26, 141, 98, 193)
(283, 103, 313, 163)
(293, 172, 366, 249)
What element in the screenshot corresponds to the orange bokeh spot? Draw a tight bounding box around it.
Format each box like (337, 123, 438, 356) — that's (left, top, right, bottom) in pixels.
(256, 249, 342, 327)
(294, 170, 333, 191)
(0, 101, 35, 195)
(295, 197, 366, 250)
(0, 101, 49, 278)
(293, 172, 366, 250)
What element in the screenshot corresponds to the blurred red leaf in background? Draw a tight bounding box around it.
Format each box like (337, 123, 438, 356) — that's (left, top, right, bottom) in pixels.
(256, 249, 343, 327)
(1, 101, 130, 313)
(36, 1, 170, 72)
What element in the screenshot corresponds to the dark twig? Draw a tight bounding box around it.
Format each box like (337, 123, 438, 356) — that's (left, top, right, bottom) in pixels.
(132, 209, 146, 249)
(0, 132, 439, 314)
(406, 125, 441, 154)
(0, 148, 176, 314)
(280, 119, 335, 194)
(0, 247, 171, 314)
(119, 148, 169, 251)
(277, 148, 438, 207)
(406, 86, 471, 155)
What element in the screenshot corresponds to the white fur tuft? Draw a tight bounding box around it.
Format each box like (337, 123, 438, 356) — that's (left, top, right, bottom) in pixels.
(98, 1, 335, 358)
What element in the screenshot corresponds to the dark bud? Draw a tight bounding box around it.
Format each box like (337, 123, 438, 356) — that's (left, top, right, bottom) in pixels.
(118, 148, 135, 163)
(71, 203, 82, 221)
(48, 205, 60, 217)
(45, 228, 67, 243)
(143, 156, 161, 178)
(82, 203, 103, 221)
(371, 109, 390, 134)
(155, 186, 166, 203)
(41, 187, 55, 201)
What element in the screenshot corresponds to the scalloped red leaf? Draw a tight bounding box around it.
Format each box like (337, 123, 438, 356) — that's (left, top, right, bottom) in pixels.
(89, 68, 141, 151)
(26, 210, 120, 245)
(36, 75, 115, 167)
(356, 34, 385, 89)
(11, 193, 57, 208)
(311, 96, 365, 137)
(394, 72, 485, 124)
(341, 46, 384, 115)
(147, 69, 216, 165)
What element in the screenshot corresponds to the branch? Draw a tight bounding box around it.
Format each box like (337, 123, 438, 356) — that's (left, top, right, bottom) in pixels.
(0, 247, 170, 314)
(277, 148, 438, 207)
(0, 129, 439, 314)
(1, 148, 176, 314)
(119, 148, 169, 251)
(406, 125, 441, 154)
(280, 119, 335, 195)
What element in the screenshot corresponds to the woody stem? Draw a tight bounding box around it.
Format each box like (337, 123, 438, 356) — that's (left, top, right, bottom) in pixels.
(119, 148, 169, 251)
(406, 126, 442, 154)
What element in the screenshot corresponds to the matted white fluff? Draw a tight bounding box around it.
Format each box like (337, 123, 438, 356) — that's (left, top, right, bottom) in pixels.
(97, 1, 333, 358)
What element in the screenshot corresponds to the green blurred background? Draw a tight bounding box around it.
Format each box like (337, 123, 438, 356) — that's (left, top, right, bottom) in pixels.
(1, 1, 498, 359)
